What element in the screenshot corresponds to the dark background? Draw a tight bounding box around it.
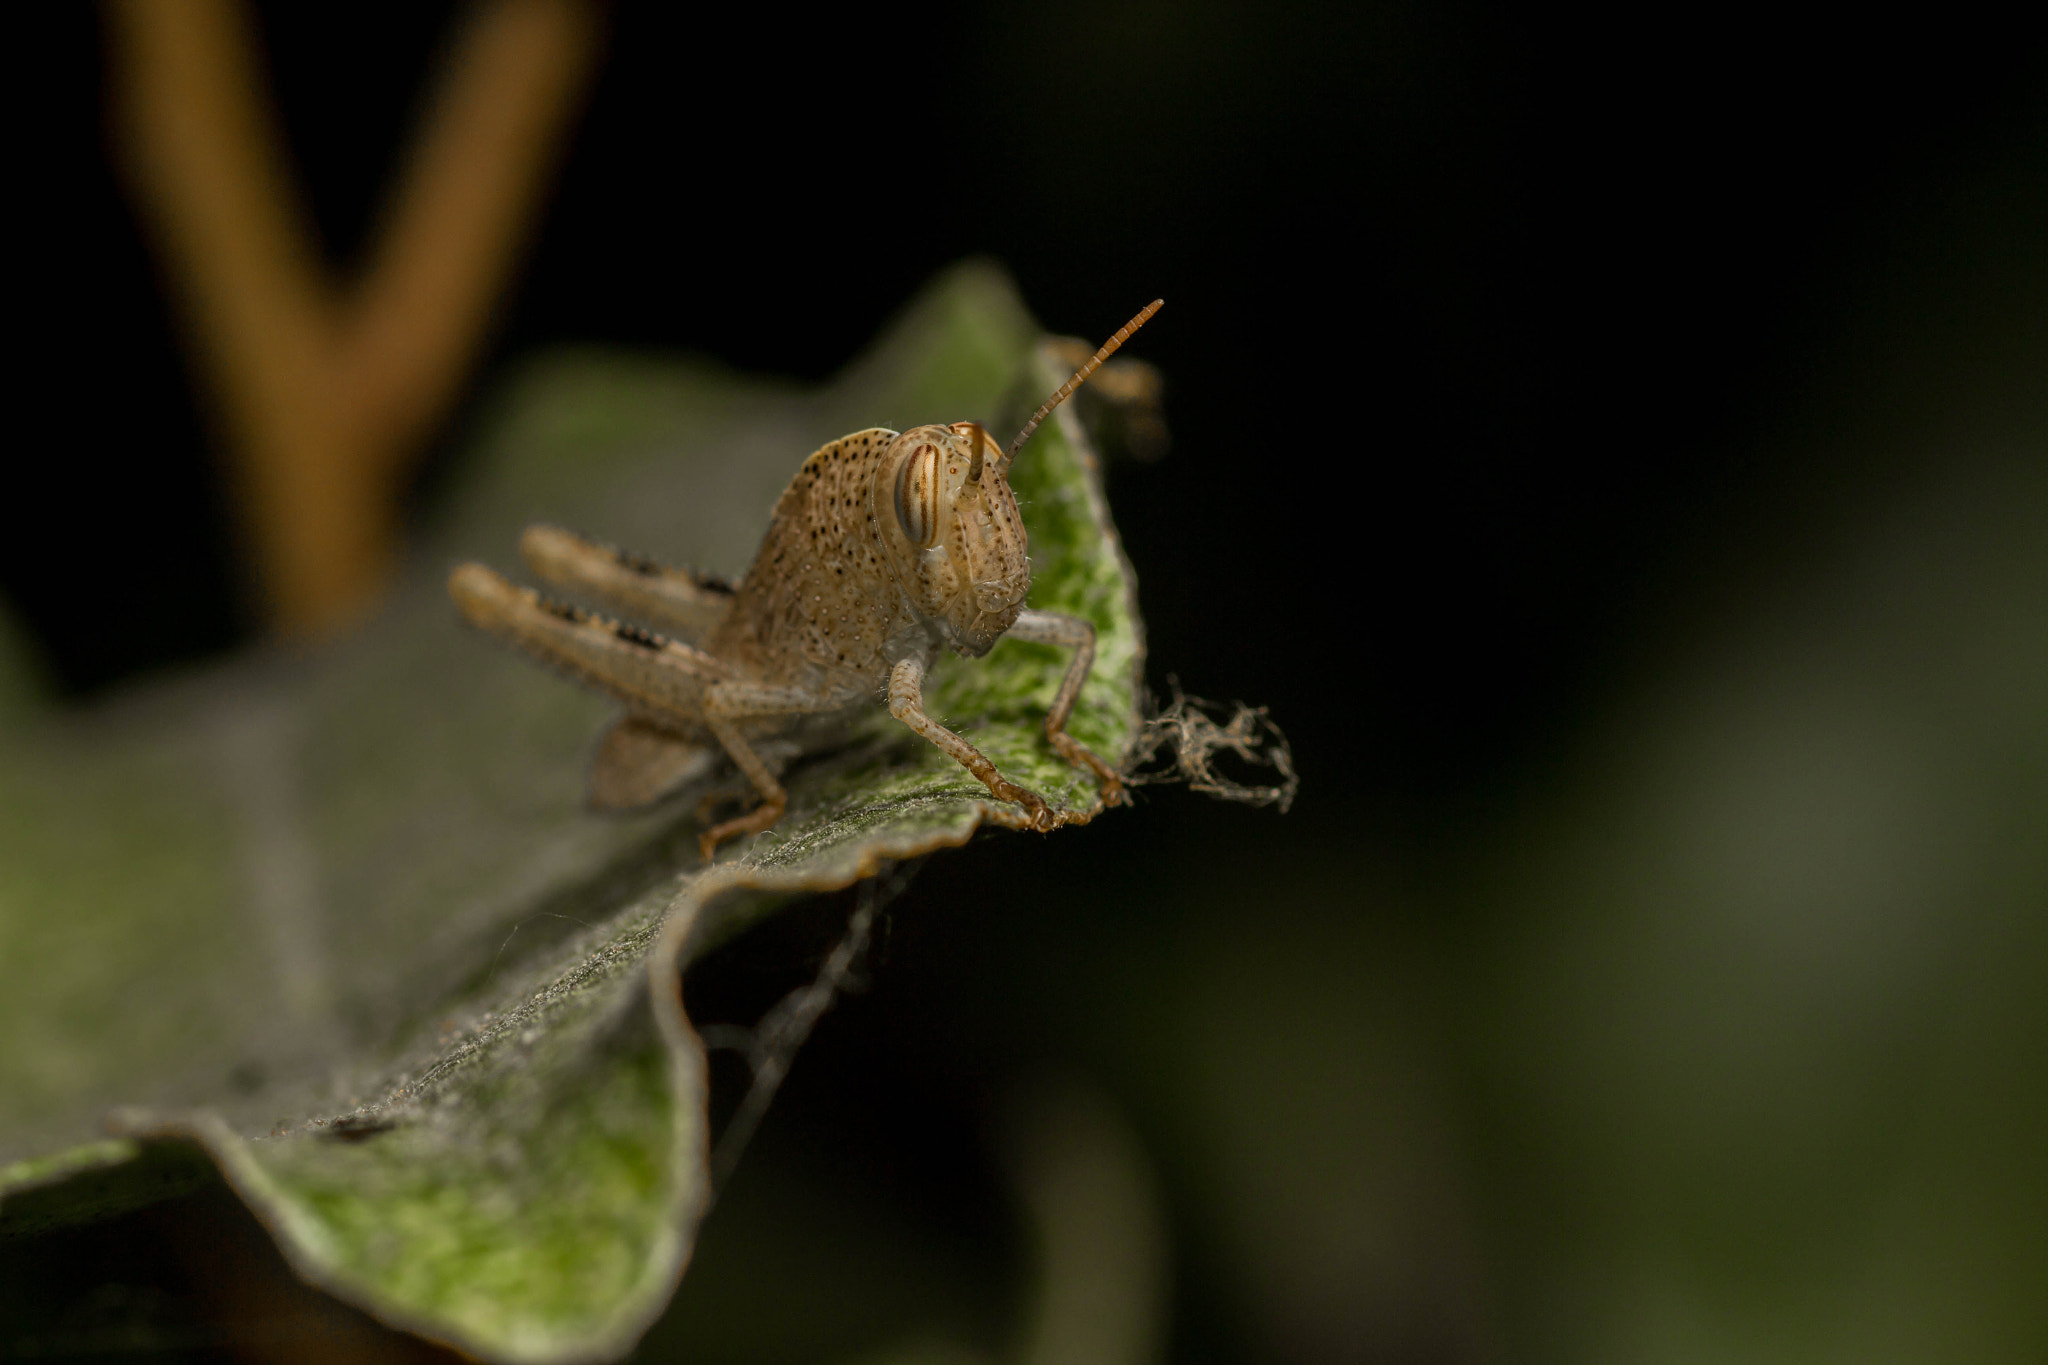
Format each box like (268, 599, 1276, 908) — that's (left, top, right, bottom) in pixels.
(20, 4, 2039, 804)
(11, 4, 2047, 1363)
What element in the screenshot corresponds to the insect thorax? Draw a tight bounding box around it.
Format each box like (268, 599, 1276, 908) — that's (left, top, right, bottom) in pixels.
(709, 430, 925, 697)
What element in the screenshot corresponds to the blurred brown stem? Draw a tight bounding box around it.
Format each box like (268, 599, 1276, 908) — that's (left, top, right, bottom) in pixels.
(106, 0, 601, 636)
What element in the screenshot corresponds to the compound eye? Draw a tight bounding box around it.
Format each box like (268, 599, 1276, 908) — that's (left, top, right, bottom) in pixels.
(894, 442, 942, 547)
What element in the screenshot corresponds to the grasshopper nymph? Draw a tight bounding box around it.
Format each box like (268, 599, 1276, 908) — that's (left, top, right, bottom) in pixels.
(451, 301, 1162, 858)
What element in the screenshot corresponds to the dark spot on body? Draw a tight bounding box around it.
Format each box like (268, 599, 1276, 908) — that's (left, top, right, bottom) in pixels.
(619, 550, 664, 576)
(614, 622, 666, 650)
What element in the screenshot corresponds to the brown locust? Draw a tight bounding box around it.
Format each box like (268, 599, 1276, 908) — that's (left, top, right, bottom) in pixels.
(450, 301, 1161, 858)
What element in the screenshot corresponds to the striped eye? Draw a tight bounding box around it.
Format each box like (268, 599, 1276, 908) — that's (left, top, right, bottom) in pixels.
(894, 442, 942, 547)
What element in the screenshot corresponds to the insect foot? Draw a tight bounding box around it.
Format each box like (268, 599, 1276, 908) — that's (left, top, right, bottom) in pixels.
(449, 301, 1163, 857)
(1050, 730, 1127, 807)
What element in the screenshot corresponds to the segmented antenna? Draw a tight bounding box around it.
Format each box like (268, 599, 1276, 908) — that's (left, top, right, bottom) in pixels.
(1004, 299, 1164, 464)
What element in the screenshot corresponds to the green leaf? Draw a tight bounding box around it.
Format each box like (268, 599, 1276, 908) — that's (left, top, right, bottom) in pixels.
(0, 262, 1146, 1363)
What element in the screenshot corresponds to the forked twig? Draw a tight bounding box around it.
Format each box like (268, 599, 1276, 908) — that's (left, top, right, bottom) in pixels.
(106, 0, 601, 634)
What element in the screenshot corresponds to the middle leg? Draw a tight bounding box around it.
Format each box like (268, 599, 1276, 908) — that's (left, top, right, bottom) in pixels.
(697, 680, 848, 857)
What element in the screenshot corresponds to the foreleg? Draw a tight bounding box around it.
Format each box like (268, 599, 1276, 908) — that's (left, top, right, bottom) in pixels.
(1004, 609, 1125, 803)
(889, 655, 1055, 831)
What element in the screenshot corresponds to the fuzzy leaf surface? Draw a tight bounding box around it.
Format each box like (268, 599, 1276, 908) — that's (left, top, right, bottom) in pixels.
(0, 264, 1145, 1363)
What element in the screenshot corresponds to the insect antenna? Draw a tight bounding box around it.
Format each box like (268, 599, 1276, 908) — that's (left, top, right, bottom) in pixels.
(1002, 299, 1163, 470)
